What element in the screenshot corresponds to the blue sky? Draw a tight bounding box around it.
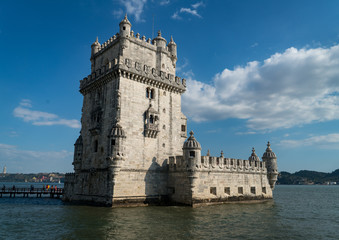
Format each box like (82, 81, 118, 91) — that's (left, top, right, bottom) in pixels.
(1, 0, 339, 173)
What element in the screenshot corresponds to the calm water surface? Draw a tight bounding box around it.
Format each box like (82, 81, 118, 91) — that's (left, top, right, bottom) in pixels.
(0, 184, 338, 240)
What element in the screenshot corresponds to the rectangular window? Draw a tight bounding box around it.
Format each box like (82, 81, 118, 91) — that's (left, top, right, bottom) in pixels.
(189, 151, 195, 157)
(262, 187, 266, 194)
(251, 187, 256, 195)
(111, 139, 115, 146)
(238, 187, 243, 194)
(224, 187, 230, 195)
(181, 125, 186, 132)
(210, 187, 217, 195)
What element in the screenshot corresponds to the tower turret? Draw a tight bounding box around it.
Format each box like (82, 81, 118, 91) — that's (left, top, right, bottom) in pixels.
(168, 36, 177, 64)
(73, 135, 83, 171)
(262, 142, 278, 189)
(183, 131, 201, 170)
(153, 30, 167, 48)
(108, 122, 126, 159)
(91, 37, 100, 56)
(248, 147, 260, 161)
(119, 14, 132, 37)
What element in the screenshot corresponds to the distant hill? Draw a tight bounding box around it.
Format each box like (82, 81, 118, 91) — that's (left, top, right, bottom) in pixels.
(277, 169, 339, 185)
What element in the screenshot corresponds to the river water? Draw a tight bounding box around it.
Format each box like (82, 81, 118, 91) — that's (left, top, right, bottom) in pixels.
(0, 184, 338, 240)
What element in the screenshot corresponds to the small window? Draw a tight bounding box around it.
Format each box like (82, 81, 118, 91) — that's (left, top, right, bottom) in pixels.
(162, 143, 165, 147)
(210, 187, 217, 195)
(224, 187, 230, 195)
(262, 187, 266, 194)
(163, 108, 166, 113)
(189, 151, 195, 157)
(238, 187, 243, 194)
(150, 89, 154, 99)
(146, 88, 150, 98)
(251, 187, 256, 195)
(201, 158, 204, 164)
(111, 139, 115, 146)
(163, 91, 166, 96)
(123, 26, 126, 30)
(163, 125, 166, 130)
(181, 125, 186, 132)
(150, 115, 154, 124)
(94, 140, 98, 152)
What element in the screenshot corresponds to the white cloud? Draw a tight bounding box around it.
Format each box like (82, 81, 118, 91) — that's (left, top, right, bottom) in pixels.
(159, 0, 170, 6)
(118, 0, 147, 22)
(279, 133, 339, 148)
(191, 1, 204, 9)
(13, 100, 81, 129)
(182, 44, 339, 131)
(172, 1, 204, 20)
(171, 11, 181, 20)
(113, 8, 124, 19)
(180, 8, 202, 18)
(0, 143, 73, 173)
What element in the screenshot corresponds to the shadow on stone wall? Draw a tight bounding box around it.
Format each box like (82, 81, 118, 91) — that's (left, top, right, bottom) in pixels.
(144, 157, 169, 205)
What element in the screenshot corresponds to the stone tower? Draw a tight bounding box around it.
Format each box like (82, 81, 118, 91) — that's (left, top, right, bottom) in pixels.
(64, 15, 187, 206)
(64, 16, 278, 207)
(262, 142, 278, 189)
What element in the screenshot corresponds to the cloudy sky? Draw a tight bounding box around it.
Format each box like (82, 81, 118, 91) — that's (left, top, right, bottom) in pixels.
(1, 0, 339, 173)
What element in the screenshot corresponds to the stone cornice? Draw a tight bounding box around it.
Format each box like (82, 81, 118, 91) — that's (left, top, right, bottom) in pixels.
(80, 62, 186, 95)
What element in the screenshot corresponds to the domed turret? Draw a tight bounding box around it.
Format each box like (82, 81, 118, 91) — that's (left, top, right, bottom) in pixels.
(119, 14, 132, 37)
(91, 36, 100, 56)
(262, 141, 278, 189)
(183, 131, 201, 170)
(108, 122, 126, 158)
(153, 30, 167, 48)
(248, 147, 260, 161)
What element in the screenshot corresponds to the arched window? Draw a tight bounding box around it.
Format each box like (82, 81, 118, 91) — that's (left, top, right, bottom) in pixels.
(146, 88, 150, 98)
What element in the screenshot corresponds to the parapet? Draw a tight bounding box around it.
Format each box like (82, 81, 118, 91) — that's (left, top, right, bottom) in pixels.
(169, 155, 266, 173)
(79, 55, 186, 95)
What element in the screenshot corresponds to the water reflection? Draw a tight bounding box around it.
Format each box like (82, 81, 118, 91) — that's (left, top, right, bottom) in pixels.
(1, 186, 338, 240)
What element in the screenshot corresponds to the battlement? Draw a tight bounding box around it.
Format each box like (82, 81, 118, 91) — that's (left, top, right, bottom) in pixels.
(92, 31, 171, 58)
(169, 155, 266, 173)
(79, 55, 186, 94)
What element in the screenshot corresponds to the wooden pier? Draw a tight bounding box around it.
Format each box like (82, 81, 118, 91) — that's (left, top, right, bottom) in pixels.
(0, 187, 64, 198)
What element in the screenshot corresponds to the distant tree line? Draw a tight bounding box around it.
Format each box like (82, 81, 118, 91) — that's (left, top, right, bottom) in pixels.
(277, 169, 339, 185)
(0, 173, 64, 183)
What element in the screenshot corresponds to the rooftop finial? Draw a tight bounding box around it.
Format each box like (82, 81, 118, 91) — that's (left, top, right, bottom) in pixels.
(189, 130, 194, 136)
(170, 35, 174, 42)
(207, 149, 210, 156)
(252, 147, 255, 153)
(158, 30, 161, 37)
(267, 141, 271, 147)
(221, 150, 224, 158)
(95, 36, 98, 43)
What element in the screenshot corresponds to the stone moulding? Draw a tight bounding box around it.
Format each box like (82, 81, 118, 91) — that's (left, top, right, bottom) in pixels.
(80, 64, 185, 95)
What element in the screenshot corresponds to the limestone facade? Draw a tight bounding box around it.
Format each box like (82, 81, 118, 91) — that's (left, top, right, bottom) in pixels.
(64, 15, 278, 207)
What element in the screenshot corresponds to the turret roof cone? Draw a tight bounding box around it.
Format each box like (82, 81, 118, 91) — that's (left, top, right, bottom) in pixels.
(91, 36, 100, 46)
(248, 147, 260, 161)
(169, 35, 176, 45)
(262, 141, 277, 158)
(183, 130, 201, 149)
(120, 14, 131, 26)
